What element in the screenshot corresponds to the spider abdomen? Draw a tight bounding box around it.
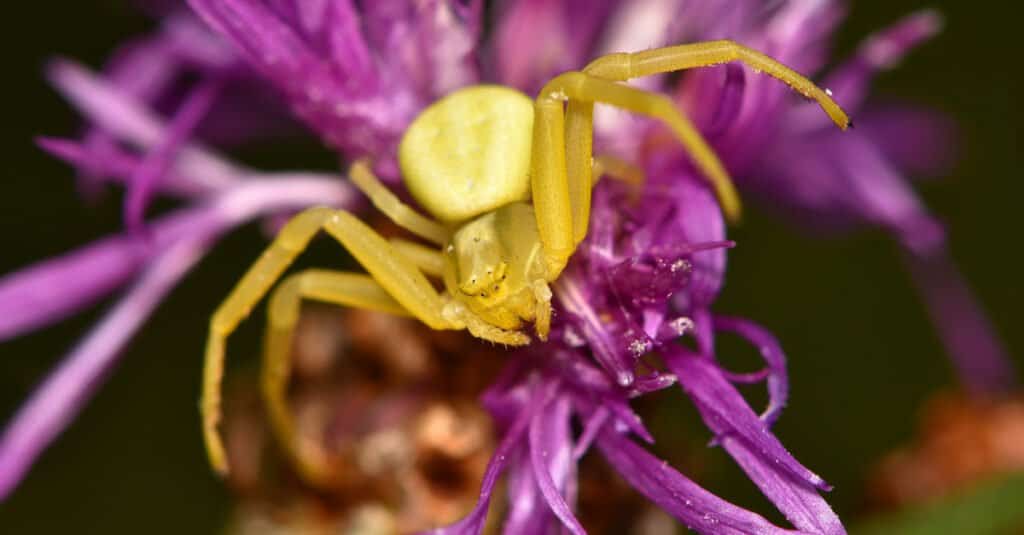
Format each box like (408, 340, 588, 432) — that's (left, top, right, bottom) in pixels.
(398, 85, 534, 224)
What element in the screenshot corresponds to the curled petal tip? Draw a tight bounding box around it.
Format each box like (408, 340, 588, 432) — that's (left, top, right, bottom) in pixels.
(914, 9, 946, 36)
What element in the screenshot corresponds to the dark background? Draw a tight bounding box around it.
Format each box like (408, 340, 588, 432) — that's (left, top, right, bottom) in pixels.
(0, 1, 1019, 532)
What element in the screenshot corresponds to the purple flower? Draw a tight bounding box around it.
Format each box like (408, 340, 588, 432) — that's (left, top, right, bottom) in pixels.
(422, 154, 843, 533)
(0, 2, 999, 534)
(0, 53, 357, 499)
(678, 5, 1013, 395)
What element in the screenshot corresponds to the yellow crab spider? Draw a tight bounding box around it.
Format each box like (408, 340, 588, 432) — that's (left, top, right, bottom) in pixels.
(201, 40, 850, 483)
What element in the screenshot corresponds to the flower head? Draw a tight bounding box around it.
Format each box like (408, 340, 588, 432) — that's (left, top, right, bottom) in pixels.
(0, 3, 1002, 535)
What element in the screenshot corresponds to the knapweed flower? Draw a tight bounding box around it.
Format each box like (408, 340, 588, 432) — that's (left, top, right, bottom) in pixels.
(0, 2, 997, 535)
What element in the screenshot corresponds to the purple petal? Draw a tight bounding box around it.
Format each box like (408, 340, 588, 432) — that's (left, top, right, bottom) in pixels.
(323, 0, 375, 87)
(125, 76, 224, 233)
(713, 315, 790, 426)
(528, 394, 583, 535)
(856, 105, 957, 177)
(407, 0, 482, 96)
(426, 390, 535, 535)
(48, 59, 240, 192)
(37, 137, 206, 197)
(596, 429, 801, 535)
(667, 350, 830, 491)
(669, 351, 845, 533)
(660, 177, 727, 309)
(502, 449, 550, 535)
(717, 434, 845, 535)
(0, 235, 211, 500)
(185, 0, 416, 156)
(835, 132, 943, 253)
(903, 249, 1016, 395)
(0, 208, 212, 342)
(0, 175, 355, 499)
(680, 63, 746, 138)
(160, 13, 238, 69)
(555, 276, 636, 387)
(821, 10, 943, 117)
(492, 0, 619, 93)
(572, 407, 609, 461)
(77, 26, 181, 193)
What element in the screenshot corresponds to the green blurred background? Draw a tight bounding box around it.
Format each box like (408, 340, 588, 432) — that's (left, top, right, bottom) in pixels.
(0, 1, 1020, 532)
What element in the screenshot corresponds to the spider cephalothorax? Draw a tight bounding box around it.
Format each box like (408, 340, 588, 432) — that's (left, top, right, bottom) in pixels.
(201, 40, 850, 485)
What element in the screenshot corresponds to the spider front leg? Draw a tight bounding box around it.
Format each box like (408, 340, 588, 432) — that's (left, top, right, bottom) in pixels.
(262, 269, 409, 487)
(202, 207, 455, 476)
(583, 40, 850, 129)
(349, 161, 449, 246)
(539, 72, 742, 226)
(530, 97, 575, 279)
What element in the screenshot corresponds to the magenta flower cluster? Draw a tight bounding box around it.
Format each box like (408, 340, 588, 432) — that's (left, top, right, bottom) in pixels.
(0, 1, 1009, 534)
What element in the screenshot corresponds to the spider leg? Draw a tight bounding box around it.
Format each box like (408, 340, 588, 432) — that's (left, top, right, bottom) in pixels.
(541, 71, 741, 225)
(565, 100, 595, 244)
(530, 97, 574, 278)
(583, 40, 850, 130)
(389, 237, 445, 277)
(350, 160, 450, 246)
(532, 280, 553, 340)
(592, 155, 646, 188)
(564, 104, 649, 243)
(203, 207, 455, 476)
(262, 269, 408, 487)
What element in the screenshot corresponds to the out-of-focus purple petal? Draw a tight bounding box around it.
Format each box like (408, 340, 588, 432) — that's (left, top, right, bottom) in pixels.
(678, 62, 745, 139)
(699, 0, 843, 176)
(78, 26, 180, 193)
(856, 105, 958, 177)
(186, 0, 418, 158)
(572, 407, 609, 461)
(667, 349, 830, 491)
(819, 10, 942, 118)
(528, 394, 583, 535)
(833, 132, 944, 253)
(669, 351, 845, 534)
(161, 13, 238, 69)
(669, 0, 760, 42)
(37, 137, 205, 197)
(48, 59, 240, 192)
(903, 249, 1015, 395)
(502, 449, 550, 535)
(492, 0, 619, 94)
(0, 174, 354, 499)
(0, 235, 211, 501)
(713, 315, 789, 426)
(596, 429, 800, 535)
(707, 64, 746, 137)
(124, 76, 224, 233)
(408, 0, 483, 96)
(0, 208, 211, 342)
(323, 0, 374, 87)
(756, 129, 942, 250)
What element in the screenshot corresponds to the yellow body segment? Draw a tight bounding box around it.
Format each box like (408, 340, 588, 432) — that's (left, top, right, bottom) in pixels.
(399, 85, 535, 223)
